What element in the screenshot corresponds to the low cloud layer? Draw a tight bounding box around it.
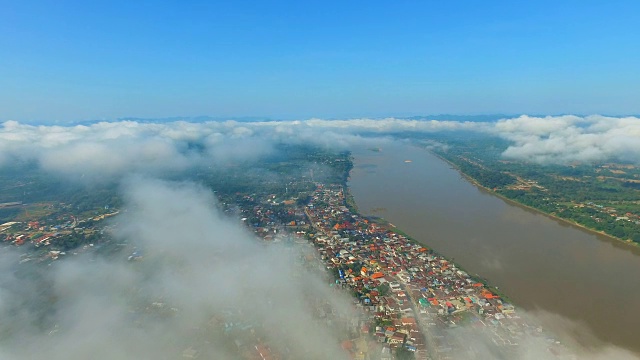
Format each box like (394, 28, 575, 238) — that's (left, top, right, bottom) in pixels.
(0, 178, 355, 359)
(2, 115, 639, 179)
(0, 120, 278, 180)
(495, 115, 640, 164)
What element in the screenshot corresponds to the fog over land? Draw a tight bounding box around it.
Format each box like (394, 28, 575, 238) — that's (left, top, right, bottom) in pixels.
(0, 178, 355, 359)
(494, 115, 640, 164)
(1, 115, 639, 179)
(0, 115, 639, 358)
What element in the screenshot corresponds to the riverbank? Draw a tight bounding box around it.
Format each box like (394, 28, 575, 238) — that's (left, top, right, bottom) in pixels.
(343, 181, 514, 302)
(308, 182, 550, 358)
(348, 143, 640, 354)
(431, 151, 640, 251)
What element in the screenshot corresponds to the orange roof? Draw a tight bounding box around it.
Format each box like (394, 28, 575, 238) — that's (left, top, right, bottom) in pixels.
(482, 291, 498, 299)
(371, 272, 385, 279)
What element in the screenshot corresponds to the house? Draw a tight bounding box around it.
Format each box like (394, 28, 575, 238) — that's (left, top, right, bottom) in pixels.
(388, 332, 406, 345)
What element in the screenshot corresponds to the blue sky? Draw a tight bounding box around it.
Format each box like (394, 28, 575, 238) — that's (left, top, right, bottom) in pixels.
(1, 0, 639, 122)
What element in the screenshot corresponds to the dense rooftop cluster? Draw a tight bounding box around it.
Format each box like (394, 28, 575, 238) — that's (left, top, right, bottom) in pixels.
(304, 184, 568, 359)
(0, 204, 118, 263)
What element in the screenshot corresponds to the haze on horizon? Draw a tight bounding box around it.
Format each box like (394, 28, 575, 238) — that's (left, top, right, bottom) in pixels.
(2, 1, 640, 122)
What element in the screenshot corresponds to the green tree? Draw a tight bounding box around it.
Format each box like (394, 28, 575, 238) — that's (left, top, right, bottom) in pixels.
(377, 283, 390, 297)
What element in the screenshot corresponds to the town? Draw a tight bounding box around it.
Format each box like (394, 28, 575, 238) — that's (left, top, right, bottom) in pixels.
(0, 201, 119, 263)
(226, 177, 573, 359)
(299, 184, 571, 359)
(0, 149, 574, 359)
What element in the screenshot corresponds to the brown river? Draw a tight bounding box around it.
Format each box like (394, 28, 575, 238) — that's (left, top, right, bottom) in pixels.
(348, 142, 640, 355)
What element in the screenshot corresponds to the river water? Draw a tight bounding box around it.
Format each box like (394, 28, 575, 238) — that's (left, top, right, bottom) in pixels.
(348, 142, 640, 355)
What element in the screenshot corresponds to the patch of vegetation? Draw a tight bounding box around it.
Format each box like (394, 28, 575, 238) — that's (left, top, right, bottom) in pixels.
(424, 134, 640, 244)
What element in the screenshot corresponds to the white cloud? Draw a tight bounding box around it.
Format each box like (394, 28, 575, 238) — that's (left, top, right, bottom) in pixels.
(1, 115, 639, 181)
(0, 178, 355, 359)
(0, 117, 472, 180)
(438, 309, 640, 359)
(495, 115, 640, 164)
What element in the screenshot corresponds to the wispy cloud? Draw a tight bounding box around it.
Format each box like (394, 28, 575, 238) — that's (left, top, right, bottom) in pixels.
(445, 309, 640, 359)
(0, 178, 354, 359)
(494, 115, 640, 164)
(2, 115, 639, 181)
